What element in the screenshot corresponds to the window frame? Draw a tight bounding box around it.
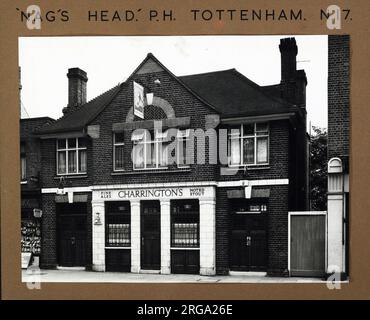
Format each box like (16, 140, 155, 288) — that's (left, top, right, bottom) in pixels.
(132, 129, 169, 170)
(176, 129, 190, 168)
(170, 200, 200, 248)
(105, 201, 131, 248)
(228, 123, 269, 167)
(113, 132, 125, 172)
(56, 137, 87, 175)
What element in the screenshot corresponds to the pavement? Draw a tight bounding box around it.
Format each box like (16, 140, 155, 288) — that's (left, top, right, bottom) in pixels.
(22, 268, 329, 283)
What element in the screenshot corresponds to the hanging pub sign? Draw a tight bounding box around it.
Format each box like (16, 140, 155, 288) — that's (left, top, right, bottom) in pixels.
(133, 81, 145, 119)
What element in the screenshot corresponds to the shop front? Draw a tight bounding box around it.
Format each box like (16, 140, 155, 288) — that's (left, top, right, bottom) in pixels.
(91, 183, 216, 275)
(21, 196, 42, 263)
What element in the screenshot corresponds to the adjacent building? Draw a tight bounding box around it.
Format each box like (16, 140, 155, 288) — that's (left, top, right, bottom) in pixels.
(20, 117, 55, 258)
(34, 37, 309, 276)
(327, 35, 350, 280)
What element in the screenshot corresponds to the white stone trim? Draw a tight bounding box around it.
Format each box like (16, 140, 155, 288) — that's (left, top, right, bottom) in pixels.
(160, 199, 171, 274)
(217, 179, 289, 188)
(91, 181, 216, 190)
(327, 193, 345, 274)
(130, 200, 141, 273)
(92, 200, 105, 272)
(199, 198, 216, 275)
(41, 179, 289, 195)
(41, 186, 92, 193)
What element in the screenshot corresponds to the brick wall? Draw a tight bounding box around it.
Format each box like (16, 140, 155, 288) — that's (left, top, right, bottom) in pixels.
(20, 117, 54, 192)
(40, 193, 57, 268)
(328, 35, 350, 166)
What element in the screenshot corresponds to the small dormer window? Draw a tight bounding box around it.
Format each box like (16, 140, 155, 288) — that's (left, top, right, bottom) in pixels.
(57, 138, 87, 175)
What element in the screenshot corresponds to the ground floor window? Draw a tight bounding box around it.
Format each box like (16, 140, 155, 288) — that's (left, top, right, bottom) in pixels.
(171, 200, 200, 248)
(170, 200, 200, 274)
(105, 201, 131, 247)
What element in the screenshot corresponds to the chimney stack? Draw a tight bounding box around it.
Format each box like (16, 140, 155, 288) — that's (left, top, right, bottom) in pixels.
(279, 38, 307, 110)
(63, 67, 88, 115)
(279, 37, 298, 81)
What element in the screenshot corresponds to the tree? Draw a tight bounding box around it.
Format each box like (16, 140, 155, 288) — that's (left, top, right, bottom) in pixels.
(310, 126, 327, 210)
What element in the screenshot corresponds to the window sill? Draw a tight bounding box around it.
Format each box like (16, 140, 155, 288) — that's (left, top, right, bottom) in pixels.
(224, 165, 270, 171)
(105, 246, 131, 249)
(111, 171, 126, 175)
(170, 247, 200, 250)
(111, 168, 191, 175)
(54, 175, 88, 179)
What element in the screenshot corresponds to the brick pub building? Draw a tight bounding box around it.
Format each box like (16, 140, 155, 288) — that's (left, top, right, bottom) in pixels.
(35, 37, 309, 276)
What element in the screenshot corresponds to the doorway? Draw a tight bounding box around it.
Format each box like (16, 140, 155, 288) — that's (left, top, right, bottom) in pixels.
(229, 199, 267, 271)
(57, 203, 87, 267)
(141, 200, 161, 270)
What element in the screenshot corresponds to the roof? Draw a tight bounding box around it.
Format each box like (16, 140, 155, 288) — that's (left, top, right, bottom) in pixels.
(179, 69, 296, 117)
(35, 54, 300, 135)
(36, 84, 121, 134)
(20, 117, 55, 139)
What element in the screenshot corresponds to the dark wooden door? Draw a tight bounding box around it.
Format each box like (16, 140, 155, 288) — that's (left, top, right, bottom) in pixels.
(58, 212, 87, 267)
(230, 212, 267, 271)
(141, 201, 160, 270)
(230, 230, 249, 270)
(290, 214, 326, 277)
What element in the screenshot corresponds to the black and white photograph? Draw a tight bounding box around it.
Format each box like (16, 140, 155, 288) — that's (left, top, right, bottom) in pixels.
(19, 35, 349, 283)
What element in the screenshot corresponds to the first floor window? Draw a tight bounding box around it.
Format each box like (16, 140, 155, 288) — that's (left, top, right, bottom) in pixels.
(228, 123, 269, 166)
(132, 129, 169, 170)
(105, 201, 131, 247)
(57, 138, 87, 175)
(113, 132, 125, 171)
(177, 129, 190, 167)
(171, 200, 199, 247)
(20, 142, 26, 181)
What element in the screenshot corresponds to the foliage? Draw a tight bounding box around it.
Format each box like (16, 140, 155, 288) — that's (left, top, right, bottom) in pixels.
(310, 126, 327, 210)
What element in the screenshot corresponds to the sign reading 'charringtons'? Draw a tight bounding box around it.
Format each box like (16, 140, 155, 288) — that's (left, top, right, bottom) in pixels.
(118, 188, 184, 198)
(96, 186, 212, 201)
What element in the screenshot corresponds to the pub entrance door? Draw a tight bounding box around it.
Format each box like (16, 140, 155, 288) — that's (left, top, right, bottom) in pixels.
(141, 200, 161, 270)
(230, 199, 268, 272)
(57, 203, 87, 267)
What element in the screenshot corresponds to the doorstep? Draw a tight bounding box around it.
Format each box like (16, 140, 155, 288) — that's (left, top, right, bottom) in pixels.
(22, 269, 329, 283)
(229, 271, 267, 277)
(139, 269, 161, 274)
(56, 266, 86, 271)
